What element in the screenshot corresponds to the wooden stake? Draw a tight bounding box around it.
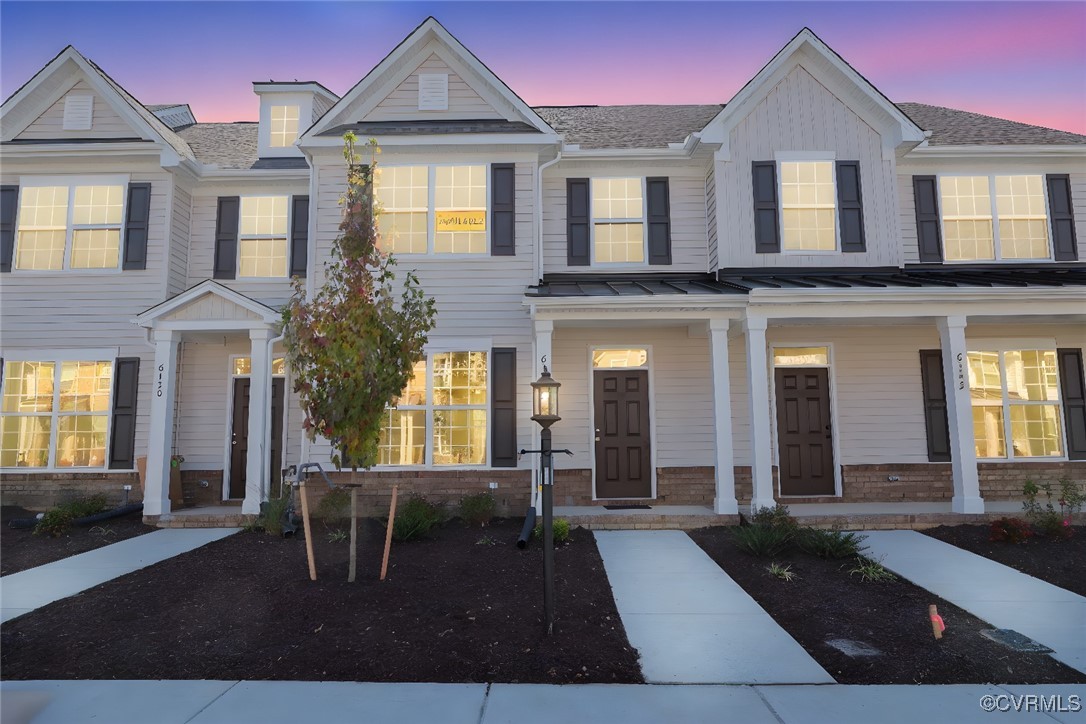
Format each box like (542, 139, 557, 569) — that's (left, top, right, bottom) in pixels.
(298, 479, 317, 581)
(348, 487, 358, 583)
(929, 604, 944, 639)
(380, 485, 399, 581)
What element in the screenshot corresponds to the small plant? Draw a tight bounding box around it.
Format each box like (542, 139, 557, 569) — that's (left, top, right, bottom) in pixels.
(459, 492, 497, 527)
(796, 526, 867, 559)
(750, 504, 798, 530)
(989, 517, 1033, 544)
(849, 555, 897, 583)
(533, 518, 572, 544)
(33, 494, 109, 537)
(326, 529, 348, 543)
(392, 496, 447, 541)
(733, 524, 794, 557)
(476, 534, 498, 546)
(767, 562, 797, 581)
(1023, 480, 1078, 540)
(257, 496, 290, 536)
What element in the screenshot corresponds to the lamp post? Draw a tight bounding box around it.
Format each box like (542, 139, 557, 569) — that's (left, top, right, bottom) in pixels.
(531, 362, 561, 635)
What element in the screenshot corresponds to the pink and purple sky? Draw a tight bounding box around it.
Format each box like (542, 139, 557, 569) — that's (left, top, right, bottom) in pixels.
(2, 1, 1084, 134)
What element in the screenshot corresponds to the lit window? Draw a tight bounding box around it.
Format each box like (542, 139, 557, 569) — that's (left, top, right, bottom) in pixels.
(773, 347, 829, 366)
(232, 357, 286, 376)
(592, 178, 644, 263)
(238, 196, 288, 277)
(592, 349, 648, 368)
(435, 166, 486, 254)
(375, 166, 428, 254)
(270, 105, 300, 148)
(940, 175, 1049, 261)
(968, 350, 1063, 459)
(780, 161, 836, 252)
(375, 165, 487, 255)
(15, 182, 124, 270)
(378, 360, 427, 465)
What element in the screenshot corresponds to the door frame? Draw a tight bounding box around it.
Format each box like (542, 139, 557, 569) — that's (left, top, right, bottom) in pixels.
(587, 344, 658, 501)
(222, 353, 288, 501)
(769, 342, 842, 498)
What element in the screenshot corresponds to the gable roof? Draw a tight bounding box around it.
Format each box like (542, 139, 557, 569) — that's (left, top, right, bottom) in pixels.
(897, 103, 1086, 146)
(134, 279, 281, 326)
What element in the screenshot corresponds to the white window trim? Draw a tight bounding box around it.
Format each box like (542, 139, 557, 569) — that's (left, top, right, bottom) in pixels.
(269, 105, 301, 149)
(774, 154, 840, 255)
(377, 164, 490, 257)
(590, 176, 649, 268)
(936, 172, 1054, 263)
(236, 195, 293, 280)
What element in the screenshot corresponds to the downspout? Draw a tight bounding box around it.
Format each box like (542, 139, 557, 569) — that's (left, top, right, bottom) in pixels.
(265, 331, 285, 500)
(535, 151, 562, 283)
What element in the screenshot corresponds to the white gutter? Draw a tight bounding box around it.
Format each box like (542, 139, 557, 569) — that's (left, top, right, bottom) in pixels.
(535, 150, 562, 282)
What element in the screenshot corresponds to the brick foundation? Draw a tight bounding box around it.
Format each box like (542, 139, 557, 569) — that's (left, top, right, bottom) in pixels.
(0, 472, 140, 511)
(180, 470, 224, 508)
(318, 469, 532, 516)
(978, 461, 1086, 500)
(553, 466, 716, 507)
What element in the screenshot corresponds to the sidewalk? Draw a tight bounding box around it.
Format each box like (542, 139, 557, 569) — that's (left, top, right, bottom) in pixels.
(0, 528, 238, 623)
(862, 531, 1086, 674)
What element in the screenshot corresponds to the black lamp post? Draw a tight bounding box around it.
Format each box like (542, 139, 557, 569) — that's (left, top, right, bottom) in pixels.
(530, 363, 561, 635)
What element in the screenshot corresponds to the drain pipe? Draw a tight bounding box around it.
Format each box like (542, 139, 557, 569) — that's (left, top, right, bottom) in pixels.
(535, 150, 562, 284)
(265, 331, 285, 501)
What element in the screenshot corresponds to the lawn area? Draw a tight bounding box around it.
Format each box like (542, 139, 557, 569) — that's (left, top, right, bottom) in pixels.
(0, 518, 642, 684)
(689, 525, 1086, 685)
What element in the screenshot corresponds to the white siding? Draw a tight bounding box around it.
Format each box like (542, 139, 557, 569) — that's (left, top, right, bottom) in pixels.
(706, 167, 718, 271)
(168, 183, 192, 296)
(364, 54, 502, 122)
(15, 80, 137, 140)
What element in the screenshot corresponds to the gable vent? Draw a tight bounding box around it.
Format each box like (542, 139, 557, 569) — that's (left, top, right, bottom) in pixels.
(418, 73, 448, 111)
(63, 94, 94, 130)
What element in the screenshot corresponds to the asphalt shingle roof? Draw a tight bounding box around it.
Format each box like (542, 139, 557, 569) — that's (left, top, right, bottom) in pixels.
(176, 123, 307, 170)
(896, 103, 1086, 146)
(533, 104, 723, 149)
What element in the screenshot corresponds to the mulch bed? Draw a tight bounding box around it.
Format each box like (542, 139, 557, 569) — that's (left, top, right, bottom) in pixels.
(689, 526, 1086, 685)
(923, 524, 1086, 597)
(1, 518, 642, 684)
(1, 505, 157, 577)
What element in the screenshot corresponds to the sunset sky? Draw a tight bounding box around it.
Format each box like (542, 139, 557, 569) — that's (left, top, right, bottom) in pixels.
(2, 1, 1084, 134)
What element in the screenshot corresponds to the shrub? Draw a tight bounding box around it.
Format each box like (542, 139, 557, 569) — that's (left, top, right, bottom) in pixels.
(733, 524, 794, 557)
(392, 496, 447, 541)
(796, 526, 867, 559)
(1023, 480, 1077, 540)
(533, 518, 572, 544)
(989, 517, 1033, 544)
(257, 496, 290, 536)
(33, 495, 110, 537)
(849, 556, 897, 583)
(316, 488, 351, 521)
(750, 504, 798, 530)
(767, 562, 796, 582)
(458, 492, 496, 527)
(326, 529, 348, 543)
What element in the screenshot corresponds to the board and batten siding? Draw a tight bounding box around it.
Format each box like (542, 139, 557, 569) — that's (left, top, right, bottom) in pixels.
(715, 64, 900, 269)
(15, 80, 136, 140)
(541, 161, 710, 273)
(364, 53, 503, 122)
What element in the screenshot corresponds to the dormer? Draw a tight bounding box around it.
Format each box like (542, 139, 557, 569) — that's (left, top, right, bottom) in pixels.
(253, 82, 339, 158)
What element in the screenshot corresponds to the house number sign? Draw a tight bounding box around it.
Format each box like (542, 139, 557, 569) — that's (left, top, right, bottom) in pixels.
(157, 364, 165, 397)
(956, 352, 965, 391)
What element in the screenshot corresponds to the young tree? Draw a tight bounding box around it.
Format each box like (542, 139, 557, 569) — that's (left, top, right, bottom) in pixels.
(282, 134, 436, 580)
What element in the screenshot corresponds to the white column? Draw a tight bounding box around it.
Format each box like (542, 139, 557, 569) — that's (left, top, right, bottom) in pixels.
(709, 319, 738, 514)
(532, 319, 554, 513)
(938, 315, 984, 514)
(145, 329, 179, 517)
(244, 328, 274, 515)
(745, 315, 775, 513)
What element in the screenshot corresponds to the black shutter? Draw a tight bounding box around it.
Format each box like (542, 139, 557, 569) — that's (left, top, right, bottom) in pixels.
(491, 347, 517, 467)
(913, 176, 943, 263)
(1047, 175, 1078, 261)
(290, 195, 309, 277)
(0, 185, 17, 273)
(836, 161, 865, 253)
(491, 163, 516, 256)
(1057, 348, 1086, 460)
(567, 178, 590, 266)
(646, 177, 672, 265)
(214, 196, 240, 280)
(122, 182, 151, 270)
(919, 350, 952, 462)
(752, 162, 779, 253)
(109, 357, 140, 469)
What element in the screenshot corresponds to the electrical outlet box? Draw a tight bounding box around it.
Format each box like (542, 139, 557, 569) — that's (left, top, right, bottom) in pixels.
(887, 475, 900, 482)
(488, 481, 498, 490)
(123, 484, 132, 491)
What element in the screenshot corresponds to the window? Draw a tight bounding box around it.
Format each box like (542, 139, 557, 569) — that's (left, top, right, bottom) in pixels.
(968, 350, 1063, 459)
(1, 360, 113, 468)
(375, 165, 487, 255)
(780, 161, 836, 251)
(940, 175, 1049, 261)
(592, 349, 648, 368)
(238, 196, 289, 277)
(15, 181, 124, 270)
(270, 105, 300, 148)
(377, 351, 488, 466)
(773, 347, 829, 366)
(233, 357, 286, 376)
(592, 178, 644, 263)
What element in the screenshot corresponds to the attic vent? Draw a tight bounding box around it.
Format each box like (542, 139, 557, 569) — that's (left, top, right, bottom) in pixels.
(63, 95, 94, 130)
(418, 73, 448, 111)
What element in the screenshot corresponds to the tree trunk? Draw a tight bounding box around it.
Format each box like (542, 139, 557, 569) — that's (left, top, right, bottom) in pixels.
(348, 467, 358, 583)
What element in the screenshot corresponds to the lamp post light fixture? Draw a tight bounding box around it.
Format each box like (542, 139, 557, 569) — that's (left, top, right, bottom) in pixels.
(530, 362, 561, 635)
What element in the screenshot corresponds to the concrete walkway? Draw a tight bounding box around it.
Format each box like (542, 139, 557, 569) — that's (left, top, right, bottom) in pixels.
(3, 681, 1085, 724)
(594, 529, 833, 684)
(862, 530, 1086, 674)
(0, 528, 238, 623)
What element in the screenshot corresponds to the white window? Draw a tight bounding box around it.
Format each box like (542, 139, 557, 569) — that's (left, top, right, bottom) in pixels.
(238, 196, 289, 277)
(780, 161, 836, 252)
(374, 165, 487, 255)
(1, 359, 113, 468)
(773, 347, 829, 366)
(233, 357, 286, 376)
(270, 105, 300, 148)
(592, 178, 644, 263)
(968, 350, 1063, 459)
(592, 349, 648, 368)
(940, 175, 1050, 261)
(378, 352, 488, 466)
(15, 181, 125, 271)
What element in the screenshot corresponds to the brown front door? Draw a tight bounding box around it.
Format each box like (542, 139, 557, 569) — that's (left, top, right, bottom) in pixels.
(228, 377, 285, 499)
(594, 369, 652, 499)
(775, 367, 835, 496)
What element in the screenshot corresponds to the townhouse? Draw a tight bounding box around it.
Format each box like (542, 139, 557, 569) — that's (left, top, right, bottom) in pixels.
(1, 19, 1083, 525)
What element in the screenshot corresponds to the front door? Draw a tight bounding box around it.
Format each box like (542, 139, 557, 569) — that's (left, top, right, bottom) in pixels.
(229, 377, 285, 499)
(774, 368, 835, 495)
(594, 369, 652, 498)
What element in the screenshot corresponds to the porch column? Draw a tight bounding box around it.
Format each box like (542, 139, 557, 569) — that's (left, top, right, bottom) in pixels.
(937, 315, 984, 514)
(144, 329, 179, 517)
(745, 315, 775, 512)
(244, 328, 274, 515)
(709, 319, 738, 514)
(532, 319, 554, 513)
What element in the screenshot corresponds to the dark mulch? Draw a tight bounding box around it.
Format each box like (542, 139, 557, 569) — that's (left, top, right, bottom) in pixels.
(923, 524, 1086, 597)
(1, 505, 157, 577)
(1, 518, 642, 683)
(689, 526, 1086, 685)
